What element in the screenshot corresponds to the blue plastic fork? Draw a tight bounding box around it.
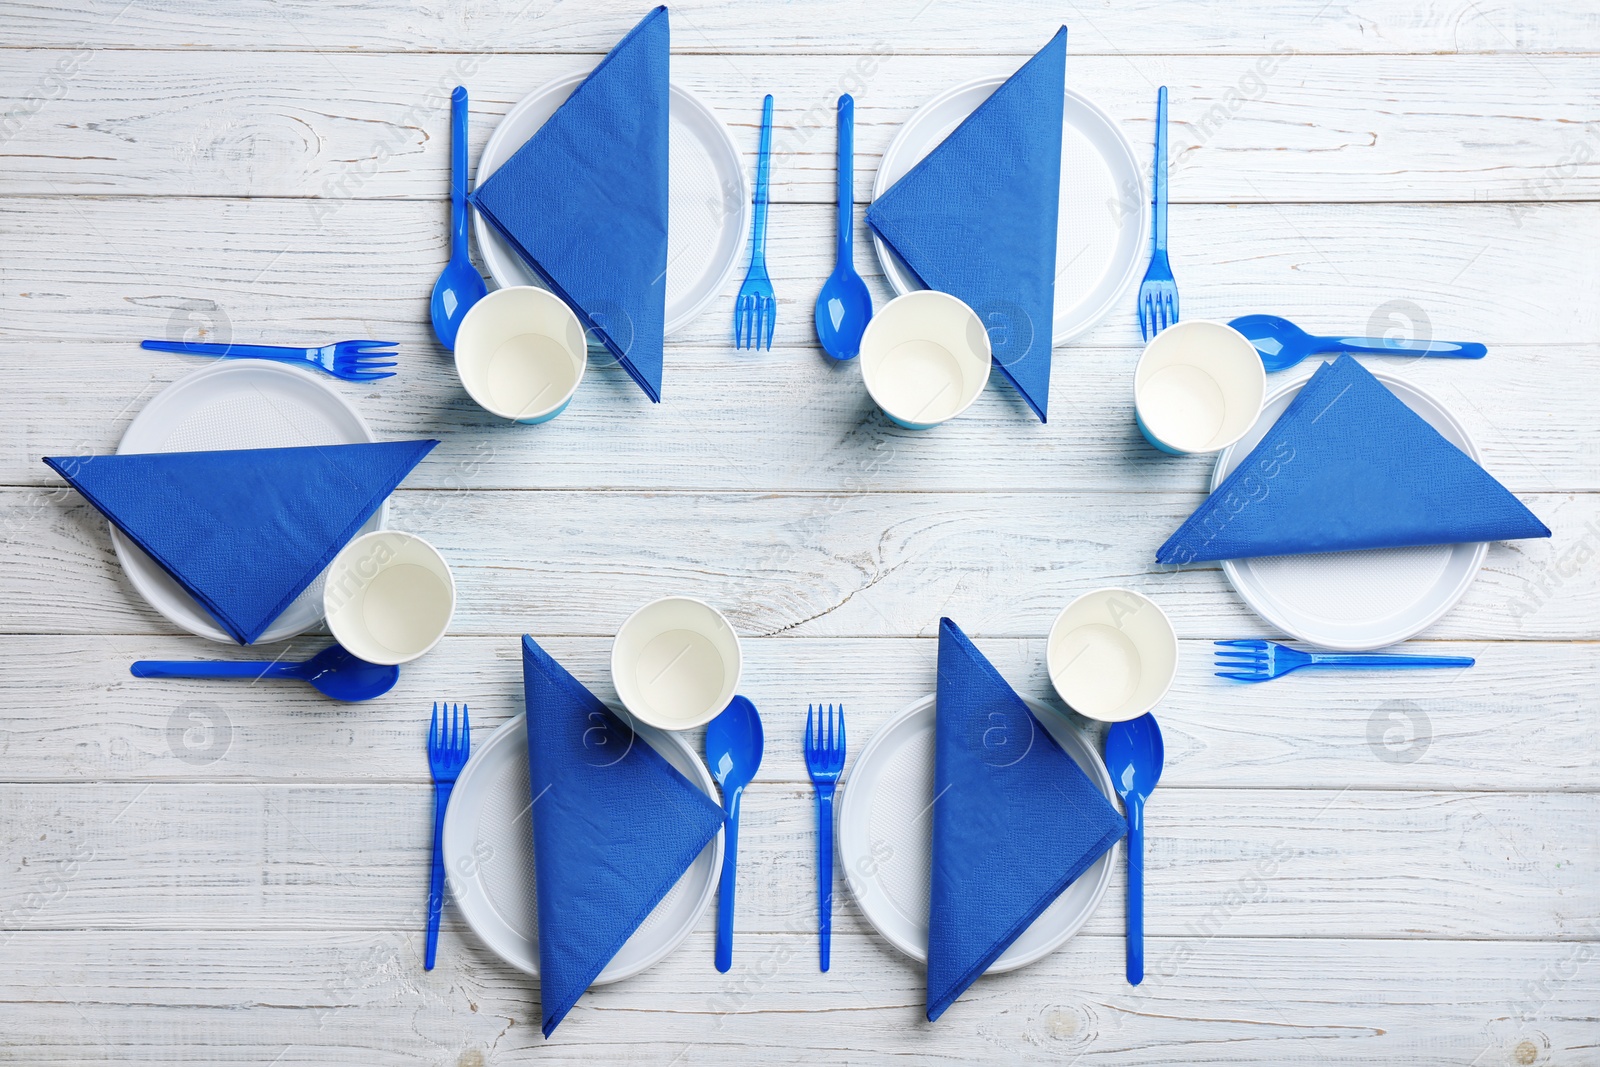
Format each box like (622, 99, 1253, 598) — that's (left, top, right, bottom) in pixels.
(1215, 639, 1474, 682)
(1137, 86, 1178, 342)
(425, 701, 471, 970)
(734, 95, 776, 351)
(803, 702, 845, 972)
(141, 339, 398, 382)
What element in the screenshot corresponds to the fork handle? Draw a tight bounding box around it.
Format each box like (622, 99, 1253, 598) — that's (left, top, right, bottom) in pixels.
(425, 781, 453, 970)
(1319, 337, 1487, 359)
(814, 785, 835, 972)
(141, 340, 317, 361)
(1152, 86, 1168, 255)
(1306, 653, 1476, 668)
(749, 94, 773, 269)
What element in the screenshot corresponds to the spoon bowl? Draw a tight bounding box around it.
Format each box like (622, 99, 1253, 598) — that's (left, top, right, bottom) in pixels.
(705, 695, 764, 973)
(1230, 313, 1487, 372)
(431, 86, 488, 350)
(1104, 712, 1165, 986)
(814, 95, 872, 361)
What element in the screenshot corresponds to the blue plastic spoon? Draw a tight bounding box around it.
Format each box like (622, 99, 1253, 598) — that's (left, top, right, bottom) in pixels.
(1230, 314, 1487, 372)
(430, 86, 487, 350)
(1105, 712, 1165, 986)
(705, 695, 764, 973)
(813, 95, 872, 361)
(130, 644, 399, 702)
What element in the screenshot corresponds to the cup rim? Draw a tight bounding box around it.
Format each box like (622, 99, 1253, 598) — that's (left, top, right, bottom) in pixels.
(454, 285, 588, 422)
(1045, 586, 1178, 722)
(610, 595, 743, 731)
(1134, 319, 1266, 454)
(322, 529, 456, 666)
(859, 290, 992, 428)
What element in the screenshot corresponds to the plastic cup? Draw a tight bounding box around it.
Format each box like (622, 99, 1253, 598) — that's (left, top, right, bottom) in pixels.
(1135, 320, 1265, 454)
(859, 291, 991, 429)
(323, 531, 455, 665)
(454, 285, 587, 423)
(1047, 588, 1178, 722)
(611, 597, 742, 731)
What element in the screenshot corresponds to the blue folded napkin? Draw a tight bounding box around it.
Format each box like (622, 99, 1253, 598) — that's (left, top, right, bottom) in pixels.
(469, 6, 669, 403)
(43, 440, 437, 644)
(521, 635, 724, 1037)
(1156, 355, 1550, 564)
(865, 28, 1066, 423)
(927, 618, 1125, 1022)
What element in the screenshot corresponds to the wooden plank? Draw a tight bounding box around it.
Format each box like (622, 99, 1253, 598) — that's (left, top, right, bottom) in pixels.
(2, 488, 1593, 640)
(0, 929, 1592, 1065)
(0, 635, 1593, 792)
(3, 197, 1594, 353)
(3, 0, 1597, 55)
(0, 782, 1593, 939)
(4, 50, 1598, 203)
(4, 341, 1594, 494)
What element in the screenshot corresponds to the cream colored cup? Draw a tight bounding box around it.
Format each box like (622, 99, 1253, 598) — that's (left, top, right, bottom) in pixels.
(454, 285, 588, 423)
(1047, 588, 1178, 722)
(611, 597, 742, 730)
(323, 531, 455, 665)
(1135, 320, 1265, 454)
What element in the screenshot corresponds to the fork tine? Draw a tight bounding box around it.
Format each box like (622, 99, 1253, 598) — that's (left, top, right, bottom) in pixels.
(347, 359, 398, 369)
(344, 371, 396, 382)
(805, 702, 815, 754)
(836, 705, 845, 757)
(1215, 671, 1265, 682)
(462, 703, 471, 755)
(825, 703, 834, 752)
(1167, 291, 1178, 327)
(763, 297, 776, 350)
(1215, 639, 1265, 649)
(429, 701, 438, 749)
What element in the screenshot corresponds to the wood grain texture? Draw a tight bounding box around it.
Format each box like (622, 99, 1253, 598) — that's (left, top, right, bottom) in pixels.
(0, 635, 1593, 790)
(1, 1, 1595, 1061)
(3, 198, 1599, 352)
(3, 50, 1597, 203)
(4, 488, 1594, 639)
(0, 930, 1593, 1065)
(0, 781, 1594, 939)
(4, 0, 1599, 55)
(4, 342, 1596, 494)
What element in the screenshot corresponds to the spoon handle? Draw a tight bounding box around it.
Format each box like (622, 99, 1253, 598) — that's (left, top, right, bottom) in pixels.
(714, 785, 743, 973)
(1323, 337, 1487, 359)
(1125, 793, 1145, 985)
(130, 660, 299, 680)
(835, 95, 854, 267)
(450, 86, 469, 259)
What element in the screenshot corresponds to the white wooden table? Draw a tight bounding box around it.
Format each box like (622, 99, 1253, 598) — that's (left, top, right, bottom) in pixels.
(2, 2, 1597, 1063)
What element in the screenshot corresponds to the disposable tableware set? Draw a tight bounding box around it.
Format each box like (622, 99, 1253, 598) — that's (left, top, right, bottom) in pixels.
(37, 4, 1554, 1036)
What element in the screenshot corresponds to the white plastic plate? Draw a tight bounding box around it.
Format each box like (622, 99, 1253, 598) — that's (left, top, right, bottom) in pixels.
(837, 693, 1117, 971)
(442, 711, 723, 982)
(474, 74, 749, 338)
(872, 80, 1149, 344)
(114, 359, 383, 644)
(1212, 365, 1488, 651)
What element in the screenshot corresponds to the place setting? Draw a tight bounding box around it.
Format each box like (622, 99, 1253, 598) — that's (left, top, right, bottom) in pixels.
(28, 2, 1564, 1045)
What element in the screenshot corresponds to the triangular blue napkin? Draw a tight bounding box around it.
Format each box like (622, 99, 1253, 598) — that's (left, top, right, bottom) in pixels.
(521, 635, 723, 1037)
(469, 6, 670, 402)
(43, 440, 437, 644)
(1156, 355, 1550, 564)
(865, 28, 1066, 423)
(927, 618, 1125, 1022)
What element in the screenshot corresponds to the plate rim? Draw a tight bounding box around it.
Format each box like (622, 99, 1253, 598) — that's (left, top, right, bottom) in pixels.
(112, 358, 382, 645)
(442, 708, 724, 984)
(870, 77, 1150, 345)
(1211, 363, 1489, 651)
(472, 71, 750, 338)
(837, 691, 1118, 972)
